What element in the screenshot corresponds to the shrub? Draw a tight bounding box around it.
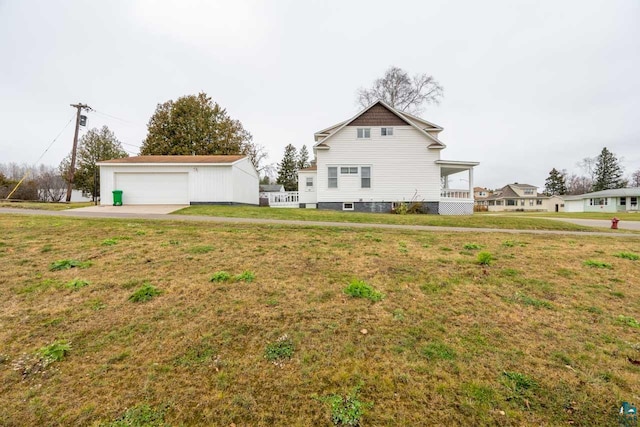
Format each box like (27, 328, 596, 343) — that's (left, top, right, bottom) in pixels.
(105, 404, 166, 427)
(264, 334, 294, 364)
(38, 340, 71, 362)
(463, 243, 483, 250)
(209, 271, 231, 282)
(616, 315, 640, 328)
(49, 259, 92, 271)
(189, 245, 214, 254)
(476, 251, 493, 266)
(321, 385, 370, 427)
(344, 280, 384, 302)
(234, 271, 256, 283)
(583, 260, 612, 269)
(129, 283, 162, 303)
(613, 252, 639, 261)
(502, 371, 536, 392)
(65, 279, 90, 290)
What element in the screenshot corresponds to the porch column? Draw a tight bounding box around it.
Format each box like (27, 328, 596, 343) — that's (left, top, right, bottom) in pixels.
(468, 167, 474, 200)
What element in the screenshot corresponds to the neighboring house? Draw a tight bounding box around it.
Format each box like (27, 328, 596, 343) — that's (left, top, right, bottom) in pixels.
(563, 188, 640, 213)
(474, 187, 492, 209)
(98, 155, 259, 205)
(259, 184, 285, 194)
(297, 101, 479, 215)
(486, 183, 564, 212)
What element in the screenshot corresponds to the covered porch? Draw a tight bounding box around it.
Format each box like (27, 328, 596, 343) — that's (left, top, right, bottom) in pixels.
(437, 160, 478, 201)
(436, 160, 479, 215)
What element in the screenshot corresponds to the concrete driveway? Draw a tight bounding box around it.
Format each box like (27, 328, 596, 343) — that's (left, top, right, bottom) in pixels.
(71, 205, 188, 214)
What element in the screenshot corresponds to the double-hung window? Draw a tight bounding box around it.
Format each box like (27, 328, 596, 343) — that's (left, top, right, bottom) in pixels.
(361, 167, 371, 188)
(328, 167, 337, 188)
(381, 127, 393, 136)
(356, 128, 370, 139)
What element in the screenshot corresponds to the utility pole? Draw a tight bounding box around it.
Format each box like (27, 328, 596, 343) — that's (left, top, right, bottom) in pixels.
(66, 103, 91, 202)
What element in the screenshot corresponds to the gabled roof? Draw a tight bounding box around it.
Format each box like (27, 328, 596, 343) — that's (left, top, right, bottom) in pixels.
(98, 155, 246, 165)
(563, 187, 640, 200)
(259, 184, 284, 192)
(486, 183, 547, 200)
(313, 100, 446, 149)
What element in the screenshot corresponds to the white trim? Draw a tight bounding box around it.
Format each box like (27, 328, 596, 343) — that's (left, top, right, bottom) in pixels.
(342, 202, 354, 211)
(312, 100, 446, 150)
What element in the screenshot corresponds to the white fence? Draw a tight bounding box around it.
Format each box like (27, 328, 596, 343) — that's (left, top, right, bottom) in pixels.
(261, 191, 299, 208)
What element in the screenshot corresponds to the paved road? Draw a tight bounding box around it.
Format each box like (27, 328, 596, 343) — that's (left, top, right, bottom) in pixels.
(1, 207, 639, 238)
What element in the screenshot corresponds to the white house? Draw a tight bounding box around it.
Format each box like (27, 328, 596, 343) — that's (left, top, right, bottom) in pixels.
(563, 188, 640, 213)
(297, 101, 479, 215)
(98, 155, 259, 205)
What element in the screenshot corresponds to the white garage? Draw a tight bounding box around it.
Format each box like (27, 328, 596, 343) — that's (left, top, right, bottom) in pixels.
(98, 155, 259, 206)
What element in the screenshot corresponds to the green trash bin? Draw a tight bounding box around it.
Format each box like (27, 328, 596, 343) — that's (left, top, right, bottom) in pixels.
(112, 190, 123, 206)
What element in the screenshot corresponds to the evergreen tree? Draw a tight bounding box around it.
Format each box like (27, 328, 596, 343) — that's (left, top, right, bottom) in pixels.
(140, 92, 264, 170)
(543, 168, 567, 195)
(297, 145, 310, 170)
(276, 144, 298, 191)
(592, 147, 625, 191)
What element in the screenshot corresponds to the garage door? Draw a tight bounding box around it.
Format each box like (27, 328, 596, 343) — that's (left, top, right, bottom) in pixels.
(114, 172, 189, 205)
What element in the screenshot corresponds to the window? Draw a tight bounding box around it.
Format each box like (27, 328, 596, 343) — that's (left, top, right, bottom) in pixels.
(631, 197, 637, 206)
(306, 177, 313, 187)
(536, 199, 543, 205)
(590, 198, 608, 206)
(340, 166, 358, 174)
(328, 167, 337, 188)
(343, 203, 354, 211)
(488, 200, 495, 206)
(524, 189, 534, 195)
(496, 200, 503, 206)
(520, 200, 525, 206)
(529, 200, 534, 206)
(620, 197, 626, 206)
(506, 200, 516, 206)
(356, 128, 370, 139)
(381, 127, 393, 136)
(361, 167, 371, 188)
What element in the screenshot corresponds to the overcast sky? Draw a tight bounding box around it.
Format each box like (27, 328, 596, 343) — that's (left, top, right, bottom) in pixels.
(1, 0, 638, 189)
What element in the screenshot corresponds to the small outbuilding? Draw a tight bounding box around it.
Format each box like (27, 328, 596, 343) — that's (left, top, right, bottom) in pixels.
(98, 155, 258, 206)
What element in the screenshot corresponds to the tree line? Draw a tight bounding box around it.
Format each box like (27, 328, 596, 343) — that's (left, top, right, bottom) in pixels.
(544, 147, 640, 196)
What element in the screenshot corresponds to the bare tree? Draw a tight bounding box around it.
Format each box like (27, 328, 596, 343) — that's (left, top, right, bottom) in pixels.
(356, 66, 443, 114)
(565, 173, 593, 195)
(630, 169, 640, 187)
(35, 165, 66, 202)
(577, 157, 597, 182)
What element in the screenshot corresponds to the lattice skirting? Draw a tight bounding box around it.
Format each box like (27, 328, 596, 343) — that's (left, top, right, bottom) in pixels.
(438, 201, 474, 215)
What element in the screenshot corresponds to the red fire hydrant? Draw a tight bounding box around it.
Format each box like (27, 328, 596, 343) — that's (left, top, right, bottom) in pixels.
(611, 217, 619, 229)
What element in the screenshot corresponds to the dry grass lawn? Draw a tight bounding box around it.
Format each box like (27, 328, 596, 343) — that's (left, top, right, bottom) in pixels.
(0, 214, 639, 426)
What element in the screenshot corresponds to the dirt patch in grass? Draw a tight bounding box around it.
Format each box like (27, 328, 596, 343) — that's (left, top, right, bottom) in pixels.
(0, 214, 638, 425)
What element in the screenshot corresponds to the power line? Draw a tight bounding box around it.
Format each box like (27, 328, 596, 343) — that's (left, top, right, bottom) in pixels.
(92, 109, 143, 127)
(4, 113, 76, 200)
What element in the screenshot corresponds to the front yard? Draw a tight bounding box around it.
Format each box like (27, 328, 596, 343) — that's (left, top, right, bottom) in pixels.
(0, 214, 638, 425)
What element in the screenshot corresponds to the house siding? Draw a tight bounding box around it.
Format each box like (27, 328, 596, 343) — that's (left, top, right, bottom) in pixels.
(347, 104, 409, 126)
(231, 158, 260, 205)
(316, 126, 441, 203)
(298, 171, 317, 204)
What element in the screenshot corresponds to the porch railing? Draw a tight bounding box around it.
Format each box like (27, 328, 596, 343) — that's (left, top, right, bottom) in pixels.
(441, 189, 471, 199)
(261, 191, 299, 208)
